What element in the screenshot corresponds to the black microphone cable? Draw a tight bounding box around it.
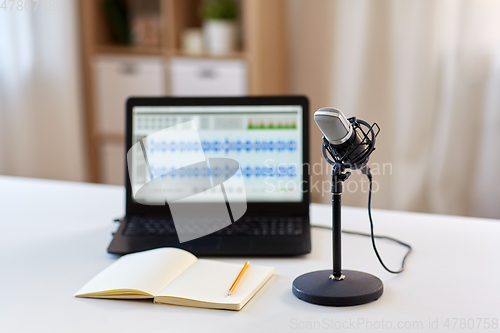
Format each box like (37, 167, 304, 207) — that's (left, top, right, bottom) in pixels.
(312, 168, 412, 274)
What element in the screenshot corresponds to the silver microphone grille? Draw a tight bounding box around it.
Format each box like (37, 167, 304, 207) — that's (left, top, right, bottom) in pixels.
(314, 108, 353, 145)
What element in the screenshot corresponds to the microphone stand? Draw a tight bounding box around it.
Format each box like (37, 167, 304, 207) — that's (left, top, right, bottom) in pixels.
(331, 163, 350, 281)
(292, 129, 383, 306)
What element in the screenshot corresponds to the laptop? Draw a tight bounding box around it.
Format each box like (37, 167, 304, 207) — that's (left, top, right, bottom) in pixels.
(108, 96, 311, 256)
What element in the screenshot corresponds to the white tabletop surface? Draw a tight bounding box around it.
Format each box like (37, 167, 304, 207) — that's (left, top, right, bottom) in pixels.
(1, 176, 500, 332)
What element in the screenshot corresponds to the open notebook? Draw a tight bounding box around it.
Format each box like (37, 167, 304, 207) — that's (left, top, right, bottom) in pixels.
(75, 248, 274, 310)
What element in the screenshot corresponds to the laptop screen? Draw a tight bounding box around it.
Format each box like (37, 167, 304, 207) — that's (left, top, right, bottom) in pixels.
(130, 105, 304, 203)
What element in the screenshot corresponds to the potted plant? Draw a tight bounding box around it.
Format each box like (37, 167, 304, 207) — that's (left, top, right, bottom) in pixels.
(201, 0, 239, 55)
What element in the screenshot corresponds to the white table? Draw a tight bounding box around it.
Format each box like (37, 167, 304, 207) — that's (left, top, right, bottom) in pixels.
(1, 176, 500, 332)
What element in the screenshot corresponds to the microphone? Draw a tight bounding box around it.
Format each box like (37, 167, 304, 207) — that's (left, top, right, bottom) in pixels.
(314, 107, 373, 169)
(292, 108, 387, 307)
(294, 107, 410, 307)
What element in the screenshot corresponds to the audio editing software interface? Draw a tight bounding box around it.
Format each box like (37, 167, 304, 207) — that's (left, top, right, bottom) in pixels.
(131, 105, 304, 202)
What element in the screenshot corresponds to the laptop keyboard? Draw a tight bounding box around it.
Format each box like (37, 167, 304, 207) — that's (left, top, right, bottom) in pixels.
(123, 216, 304, 237)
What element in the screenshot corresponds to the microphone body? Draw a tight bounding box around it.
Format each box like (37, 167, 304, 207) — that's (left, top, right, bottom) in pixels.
(314, 108, 370, 169)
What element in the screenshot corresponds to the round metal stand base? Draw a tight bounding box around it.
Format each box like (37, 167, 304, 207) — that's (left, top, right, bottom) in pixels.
(292, 269, 383, 306)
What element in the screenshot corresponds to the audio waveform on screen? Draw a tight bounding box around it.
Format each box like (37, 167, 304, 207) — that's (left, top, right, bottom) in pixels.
(149, 164, 298, 179)
(146, 140, 298, 153)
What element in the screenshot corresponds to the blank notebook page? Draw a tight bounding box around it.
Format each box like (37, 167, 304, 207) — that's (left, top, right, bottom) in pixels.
(75, 248, 197, 296)
(156, 259, 274, 305)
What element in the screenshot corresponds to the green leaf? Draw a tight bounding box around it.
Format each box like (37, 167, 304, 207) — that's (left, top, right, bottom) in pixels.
(201, 0, 238, 20)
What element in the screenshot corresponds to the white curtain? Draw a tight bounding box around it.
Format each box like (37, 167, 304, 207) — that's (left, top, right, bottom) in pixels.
(0, 0, 86, 181)
(328, 0, 500, 219)
(288, 0, 500, 219)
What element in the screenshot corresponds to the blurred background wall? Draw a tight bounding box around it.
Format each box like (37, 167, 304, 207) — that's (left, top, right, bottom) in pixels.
(1, 0, 500, 219)
(289, 0, 500, 219)
(0, 0, 87, 182)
